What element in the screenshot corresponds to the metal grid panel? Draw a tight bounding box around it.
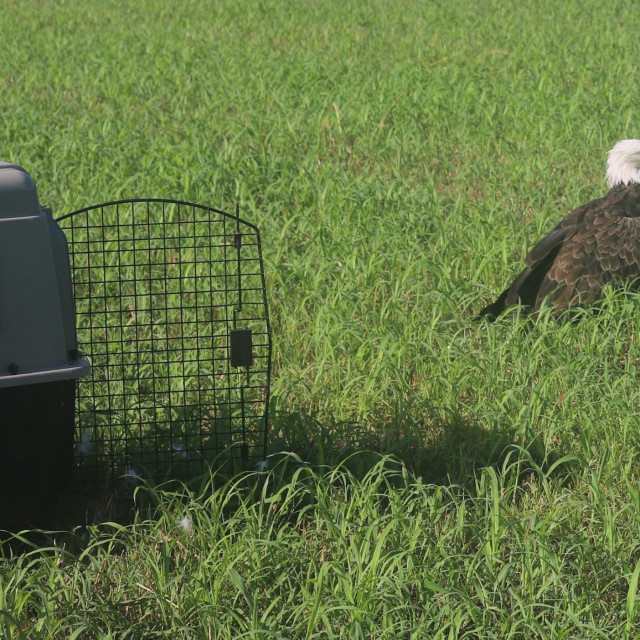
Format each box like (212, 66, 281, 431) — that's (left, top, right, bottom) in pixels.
(57, 200, 271, 483)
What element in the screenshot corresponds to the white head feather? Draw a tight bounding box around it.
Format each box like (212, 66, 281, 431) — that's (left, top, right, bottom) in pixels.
(606, 139, 640, 188)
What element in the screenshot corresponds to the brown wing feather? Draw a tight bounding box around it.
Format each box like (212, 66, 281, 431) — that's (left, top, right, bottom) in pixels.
(477, 183, 640, 319)
(536, 185, 640, 310)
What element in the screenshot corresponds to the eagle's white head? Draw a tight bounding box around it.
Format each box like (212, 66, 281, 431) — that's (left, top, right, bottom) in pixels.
(606, 139, 640, 188)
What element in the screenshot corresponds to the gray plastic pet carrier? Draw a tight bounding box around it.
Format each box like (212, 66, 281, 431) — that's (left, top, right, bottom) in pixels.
(0, 163, 271, 529)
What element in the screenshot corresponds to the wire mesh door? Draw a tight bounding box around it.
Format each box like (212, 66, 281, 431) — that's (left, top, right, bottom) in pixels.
(57, 199, 271, 484)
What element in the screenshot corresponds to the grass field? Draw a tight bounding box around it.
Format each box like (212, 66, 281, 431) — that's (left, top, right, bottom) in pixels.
(3, 0, 640, 637)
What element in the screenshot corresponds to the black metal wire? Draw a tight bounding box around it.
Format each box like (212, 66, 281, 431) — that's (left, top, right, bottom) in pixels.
(57, 199, 272, 483)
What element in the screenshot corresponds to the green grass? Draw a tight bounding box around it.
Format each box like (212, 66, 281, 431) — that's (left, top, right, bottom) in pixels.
(3, 0, 640, 636)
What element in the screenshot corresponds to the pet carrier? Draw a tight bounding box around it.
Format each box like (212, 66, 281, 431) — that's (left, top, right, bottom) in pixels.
(0, 161, 271, 530)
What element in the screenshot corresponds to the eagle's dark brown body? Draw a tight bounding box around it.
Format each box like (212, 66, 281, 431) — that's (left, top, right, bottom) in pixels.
(479, 182, 640, 319)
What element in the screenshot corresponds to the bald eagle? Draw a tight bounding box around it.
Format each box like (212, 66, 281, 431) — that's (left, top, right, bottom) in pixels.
(478, 139, 640, 320)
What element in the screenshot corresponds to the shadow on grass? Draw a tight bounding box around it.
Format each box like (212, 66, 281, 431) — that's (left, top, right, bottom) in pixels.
(2, 404, 574, 553)
(266, 406, 571, 488)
